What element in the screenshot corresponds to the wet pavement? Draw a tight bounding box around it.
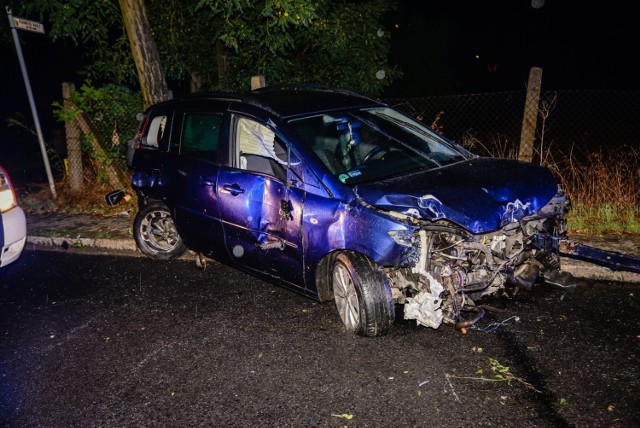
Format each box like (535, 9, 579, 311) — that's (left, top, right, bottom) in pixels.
(4, 213, 639, 426)
(23, 212, 640, 283)
(3, 249, 639, 427)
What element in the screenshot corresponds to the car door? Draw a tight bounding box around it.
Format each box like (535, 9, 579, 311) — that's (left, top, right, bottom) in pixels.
(164, 102, 229, 259)
(216, 115, 304, 286)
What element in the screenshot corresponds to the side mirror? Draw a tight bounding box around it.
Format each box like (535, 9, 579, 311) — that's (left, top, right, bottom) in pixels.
(105, 189, 131, 206)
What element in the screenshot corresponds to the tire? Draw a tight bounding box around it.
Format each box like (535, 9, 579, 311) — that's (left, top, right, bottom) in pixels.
(133, 202, 186, 260)
(331, 252, 395, 337)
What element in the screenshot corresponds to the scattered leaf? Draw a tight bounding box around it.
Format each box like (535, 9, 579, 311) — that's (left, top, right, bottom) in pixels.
(331, 413, 353, 420)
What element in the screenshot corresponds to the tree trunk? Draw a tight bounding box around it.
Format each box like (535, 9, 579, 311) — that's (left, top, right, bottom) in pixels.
(216, 40, 229, 89)
(62, 82, 84, 193)
(190, 72, 201, 93)
(118, 0, 170, 109)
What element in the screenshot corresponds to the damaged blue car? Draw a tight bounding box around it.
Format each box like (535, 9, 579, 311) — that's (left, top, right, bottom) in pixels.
(127, 86, 571, 337)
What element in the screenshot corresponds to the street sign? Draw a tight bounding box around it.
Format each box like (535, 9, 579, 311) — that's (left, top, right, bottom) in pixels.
(12, 16, 45, 34)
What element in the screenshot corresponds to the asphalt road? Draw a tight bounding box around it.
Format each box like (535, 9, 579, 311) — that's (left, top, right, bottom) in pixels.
(1, 247, 639, 427)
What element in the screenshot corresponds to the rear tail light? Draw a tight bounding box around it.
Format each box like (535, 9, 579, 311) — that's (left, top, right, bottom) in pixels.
(137, 115, 150, 144)
(0, 166, 18, 213)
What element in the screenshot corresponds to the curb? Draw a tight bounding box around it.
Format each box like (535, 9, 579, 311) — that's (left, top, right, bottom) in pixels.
(26, 234, 640, 284)
(26, 236, 138, 252)
(560, 258, 640, 284)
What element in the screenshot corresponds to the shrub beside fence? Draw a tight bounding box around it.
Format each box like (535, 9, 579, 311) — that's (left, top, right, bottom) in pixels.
(385, 90, 640, 163)
(56, 82, 143, 195)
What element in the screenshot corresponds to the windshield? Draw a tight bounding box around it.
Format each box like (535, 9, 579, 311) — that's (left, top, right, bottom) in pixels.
(288, 107, 470, 184)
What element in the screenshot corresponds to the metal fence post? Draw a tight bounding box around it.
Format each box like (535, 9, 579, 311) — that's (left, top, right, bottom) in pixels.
(518, 67, 543, 162)
(62, 82, 84, 192)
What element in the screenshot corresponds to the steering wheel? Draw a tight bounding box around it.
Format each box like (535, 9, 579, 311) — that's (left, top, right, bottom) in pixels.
(362, 145, 391, 164)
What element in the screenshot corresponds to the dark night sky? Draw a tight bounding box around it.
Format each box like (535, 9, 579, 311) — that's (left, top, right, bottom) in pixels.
(384, 0, 639, 96)
(1, 0, 638, 153)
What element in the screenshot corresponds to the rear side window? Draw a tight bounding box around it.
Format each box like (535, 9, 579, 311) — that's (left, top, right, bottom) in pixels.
(181, 113, 223, 162)
(142, 115, 168, 148)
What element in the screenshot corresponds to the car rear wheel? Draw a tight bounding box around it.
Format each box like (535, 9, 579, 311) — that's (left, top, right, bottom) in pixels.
(331, 252, 395, 337)
(133, 202, 186, 260)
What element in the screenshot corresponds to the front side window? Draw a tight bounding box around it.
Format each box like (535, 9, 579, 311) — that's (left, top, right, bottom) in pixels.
(181, 113, 223, 162)
(235, 117, 286, 180)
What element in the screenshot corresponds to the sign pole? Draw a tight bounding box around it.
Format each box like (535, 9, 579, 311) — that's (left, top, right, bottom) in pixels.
(6, 7, 57, 198)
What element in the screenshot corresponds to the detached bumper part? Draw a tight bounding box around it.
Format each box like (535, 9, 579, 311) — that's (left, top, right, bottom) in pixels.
(559, 239, 640, 274)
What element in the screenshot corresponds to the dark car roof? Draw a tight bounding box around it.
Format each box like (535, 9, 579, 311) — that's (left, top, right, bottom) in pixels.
(249, 86, 385, 119)
(164, 86, 385, 120)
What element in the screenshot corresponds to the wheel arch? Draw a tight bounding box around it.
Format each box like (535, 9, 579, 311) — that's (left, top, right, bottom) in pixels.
(315, 251, 339, 302)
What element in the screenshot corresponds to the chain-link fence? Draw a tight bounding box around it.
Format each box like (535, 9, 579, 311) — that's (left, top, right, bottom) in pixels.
(385, 90, 640, 162)
(67, 86, 639, 178)
(386, 90, 640, 221)
(60, 84, 638, 210)
(59, 82, 143, 193)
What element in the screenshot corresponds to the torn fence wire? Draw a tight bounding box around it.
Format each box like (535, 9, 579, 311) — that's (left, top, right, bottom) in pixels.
(471, 315, 521, 333)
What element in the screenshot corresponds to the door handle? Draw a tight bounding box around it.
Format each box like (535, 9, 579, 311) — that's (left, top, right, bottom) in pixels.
(222, 183, 245, 196)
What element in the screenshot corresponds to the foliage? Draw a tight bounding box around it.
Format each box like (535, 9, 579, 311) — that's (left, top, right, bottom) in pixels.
(534, 141, 640, 235)
(6, 0, 401, 96)
(52, 83, 143, 169)
(195, 0, 401, 94)
(449, 357, 541, 393)
(9, 0, 136, 84)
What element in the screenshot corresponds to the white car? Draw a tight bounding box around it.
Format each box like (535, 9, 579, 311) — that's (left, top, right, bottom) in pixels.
(0, 165, 26, 268)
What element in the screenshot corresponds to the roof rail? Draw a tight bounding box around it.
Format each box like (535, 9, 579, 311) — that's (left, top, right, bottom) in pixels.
(252, 84, 373, 99)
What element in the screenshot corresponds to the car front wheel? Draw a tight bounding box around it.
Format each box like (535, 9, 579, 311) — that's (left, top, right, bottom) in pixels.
(133, 202, 186, 260)
(331, 252, 395, 337)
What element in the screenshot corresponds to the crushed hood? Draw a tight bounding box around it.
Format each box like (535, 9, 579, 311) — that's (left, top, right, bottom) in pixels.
(354, 158, 559, 233)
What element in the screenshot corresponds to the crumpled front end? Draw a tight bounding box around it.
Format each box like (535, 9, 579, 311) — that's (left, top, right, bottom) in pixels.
(384, 188, 570, 329)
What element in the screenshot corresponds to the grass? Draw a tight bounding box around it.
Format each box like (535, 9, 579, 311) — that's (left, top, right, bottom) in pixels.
(17, 177, 138, 218)
(549, 145, 640, 236)
(463, 130, 640, 236)
(567, 203, 640, 235)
